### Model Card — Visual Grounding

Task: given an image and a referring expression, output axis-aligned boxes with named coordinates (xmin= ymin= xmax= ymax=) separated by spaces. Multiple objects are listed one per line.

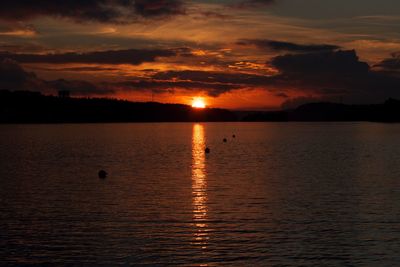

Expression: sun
xmin=191 ymin=97 xmax=206 ymax=108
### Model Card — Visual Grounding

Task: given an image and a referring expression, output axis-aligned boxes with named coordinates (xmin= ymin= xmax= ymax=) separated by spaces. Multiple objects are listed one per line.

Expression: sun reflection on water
xmin=191 ymin=124 xmax=209 ymax=249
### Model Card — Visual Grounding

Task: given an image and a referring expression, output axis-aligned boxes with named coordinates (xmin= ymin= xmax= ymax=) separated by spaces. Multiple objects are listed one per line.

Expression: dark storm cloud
xmin=270 ymin=50 xmax=400 ymax=105
xmin=0 ymin=0 xmax=185 ymax=23
xmin=0 ymin=49 xmax=176 ymax=65
xmin=238 ymin=39 xmax=340 ymax=53
xmin=269 ymin=50 xmax=370 ymax=92
xmin=271 ymin=50 xmax=369 ymax=76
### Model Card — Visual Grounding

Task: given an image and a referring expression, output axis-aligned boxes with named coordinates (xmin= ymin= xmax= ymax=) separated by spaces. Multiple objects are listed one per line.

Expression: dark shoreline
xmin=2 ymin=90 xmax=400 ymax=123
xmin=243 ymin=99 xmax=400 ymax=123
xmin=0 ymin=90 xmax=237 ymax=123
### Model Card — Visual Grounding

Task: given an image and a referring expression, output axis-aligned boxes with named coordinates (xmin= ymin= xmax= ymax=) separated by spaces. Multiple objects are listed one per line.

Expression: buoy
xmin=205 ymin=147 xmax=210 ymax=154
xmin=232 ymin=134 xmax=236 ymax=138
xmin=223 ymin=138 xmax=227 ymax=143
xmin=98 ymin=170 xmax=107 ymax=179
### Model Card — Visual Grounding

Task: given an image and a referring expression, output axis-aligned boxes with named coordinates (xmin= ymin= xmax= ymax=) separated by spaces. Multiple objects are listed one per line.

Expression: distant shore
xmin=243 ymin=98 xmax=400 ymax=123
xmin=2 ymin=90 xmax=400 ymax=123
xmin=0 ymin=90 xmax=237 ymax=123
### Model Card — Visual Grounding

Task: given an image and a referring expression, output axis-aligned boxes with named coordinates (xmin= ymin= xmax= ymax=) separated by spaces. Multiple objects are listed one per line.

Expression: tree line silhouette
xmin=243 ymin=98 xmax=400 ymax=122
xmin=2 ymin=90 xmax=400 ymax=123
xmin=0 ymin=90 xmax=237 ymax=123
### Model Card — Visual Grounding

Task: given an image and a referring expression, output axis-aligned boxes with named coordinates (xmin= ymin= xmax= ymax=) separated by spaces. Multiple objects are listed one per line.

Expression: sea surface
xmin=0 ymin=122 xmax=399 ymax=266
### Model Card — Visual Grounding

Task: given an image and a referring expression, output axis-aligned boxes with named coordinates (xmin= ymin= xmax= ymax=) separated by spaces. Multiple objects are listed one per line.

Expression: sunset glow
xmin=1 ymin=0 xmax=400 ymax=109
xmin=192 ymin=98 xmax=206 ymax=109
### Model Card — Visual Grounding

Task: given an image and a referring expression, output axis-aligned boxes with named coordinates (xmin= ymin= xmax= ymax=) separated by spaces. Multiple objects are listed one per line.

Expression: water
xmin=0 ymin=122 xmax=400 ymax=266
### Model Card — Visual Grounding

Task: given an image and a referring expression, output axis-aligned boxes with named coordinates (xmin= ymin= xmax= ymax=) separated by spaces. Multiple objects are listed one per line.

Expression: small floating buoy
xmin=232 ymin=134 xmax=236 ymax=138
xmin=98 ymin=170 xmax=107 ymax=179
xmin=223 ymin=138 xmax=227 ymax=143
xmin=205 ymin=147 xmax=210 ymax=154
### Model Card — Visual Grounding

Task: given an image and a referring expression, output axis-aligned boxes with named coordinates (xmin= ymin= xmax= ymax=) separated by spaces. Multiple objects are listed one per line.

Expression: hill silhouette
xmin=0 ymin=90 xmax=237 ymax=123
xmin=243 ymin=98 xmax=400 ymax=122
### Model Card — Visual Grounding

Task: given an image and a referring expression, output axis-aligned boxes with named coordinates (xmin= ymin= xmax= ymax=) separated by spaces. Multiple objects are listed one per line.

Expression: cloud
xmin=49 ymin=66 xmax=119 ymax=72
xmin=48 ymin=79 xmax=114 ymax=96
xmin=237 ymin=39 xmax=340 ymax=53
xmin=232 ymin=0 xmax=275 ymax=8
xmin=375 ymin=52 xmax=400 ymax=71
xmin=0 ymin=43 xmax=45 ymax=53
xmin=152 ymin=70 xmax=270 ymax=86
xmin=269 ymin=50 xmax=400 ymax=105
xmin=120 ymin=79 xmax=242 ymax=97
xmin=275 ymin=92 xmax=288 ymax=98
xmin=3 ymin=47 xmax=400 ymax=107
xmin=134 ymin=0 xmax=185 ymax=18
xmin=0 ymin=58 xmax=240 ymax=97
xmin=0 ymin=57 xmax=242 ymax=97
xmin=0 ymin=0 xmax=185 ymax=23
xmin=271 ymin=50 xmax=369 ymax=76
xmin=0 ymin=24 xmax=37 ymax=37
xmin=0 ymin=58 xmax=47 ymax=91
xmin=0 ymin=49 xmax=176 ymax=65
xmin=0 ymin=58 xmax=113 ymax=95
xmin=148 ymin=50 xmax=400 ymax=104
xmin=135 ymin=70 xmax=276 ymax=96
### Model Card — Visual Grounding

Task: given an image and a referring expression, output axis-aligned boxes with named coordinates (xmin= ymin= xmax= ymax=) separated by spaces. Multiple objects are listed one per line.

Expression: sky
xmin=0 ymin=0 xmax=400 ymax=110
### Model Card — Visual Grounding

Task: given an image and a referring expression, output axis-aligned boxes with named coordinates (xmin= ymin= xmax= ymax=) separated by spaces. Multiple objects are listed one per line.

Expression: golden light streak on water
xmin=191 ymin=124 xmax=209 ymax=250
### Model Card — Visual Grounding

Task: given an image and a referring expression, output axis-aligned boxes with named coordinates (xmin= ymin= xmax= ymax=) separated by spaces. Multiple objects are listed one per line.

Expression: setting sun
xmin=192 ymin=98 xmax=206 ymax=108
